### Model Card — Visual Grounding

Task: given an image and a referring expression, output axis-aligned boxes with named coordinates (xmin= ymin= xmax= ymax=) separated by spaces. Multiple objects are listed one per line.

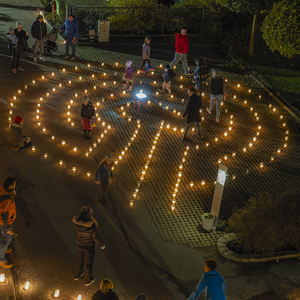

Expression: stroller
xmin=33 ymin=27 xmax=58 ymax=56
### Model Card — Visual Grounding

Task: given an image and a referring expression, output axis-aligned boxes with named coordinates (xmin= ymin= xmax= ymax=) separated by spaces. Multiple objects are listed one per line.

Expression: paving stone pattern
xmin=74 ymin=46 xmax=300 ymax=248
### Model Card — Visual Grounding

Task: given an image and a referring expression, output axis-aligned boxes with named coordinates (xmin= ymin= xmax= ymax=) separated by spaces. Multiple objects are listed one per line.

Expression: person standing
xmin=193 ymin=57 xmax=211 ymax=90
xmin=59 ymin=15 xmax=79 ymax=61
xmin=31 ymin=14 xmax=47 ymax=62
xmin=182 ymin=87 xmax=202 ymax=140
xmin=139 ymin=36 xmax=155 ymax=73
xmin=81 ymin=96 xmax=95 ymax=140
xmin=10 ymin=116 xmax=31 ymax=150
xmin=7 ymin=28 xmax=19 ymax=74
xmin=169 ymin=29 xmax=193 ymax=76
xmin=73 ymin=206 xmax=105 ymax=287
xmin=0 ymin=177 xmax=17 ymax=269
xmin=158 ymin=64 xmax=172 ymax=94
xmin=206 ymin=68 xmax=224 ymax=123
xmin=95 ymin=154 xmax=114 ymax=204
xmin=13 ymin=22 xmax=28 ymax=71
xmin=122 ymin=60 xmax=134 ymax=91
xmin=91 ymin=279 xmax=119 ymax=300
xmin=187 ymin=259 xmax=226 ymax=300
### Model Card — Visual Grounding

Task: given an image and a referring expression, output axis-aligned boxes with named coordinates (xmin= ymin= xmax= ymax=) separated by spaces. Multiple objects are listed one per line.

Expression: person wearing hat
xmin=81 ymin=96 xmax=95 ymax=140
xmin=206 ymin=68 xmax=224 ymax=123
xmin=91 ymin=279 xmax=119 ymax=300
xmin=0 ymin=177 xmax=17 ymax=269
xmin=187 ymin=259 xmax=226 ymax=300
xmin=95 ymin=154 xmax=114 ymax=204
xmin=139 ymin=36 xmax=155 ymax=74
xmin=73 ymin=206 xmax=105 ymax=287
xmin=9 ymin=116 xmax=31 ymax=150
xmin=14 ymin=22 xmax=29 ymax=71
xmin=123 ymin=60 xmax=134 ymax=91
xmin=182 ymin=87 xmax=202 ymax=141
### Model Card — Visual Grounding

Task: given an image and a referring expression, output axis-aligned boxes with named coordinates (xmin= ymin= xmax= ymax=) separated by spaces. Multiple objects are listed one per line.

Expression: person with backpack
xmin=187 ymin=259 xmax=226 ymax=300
xmin=182 ymin=87 xmax=202 ymax=140
xmin=31 ymin=14 xmax=47 ymax=62
xmin=169 ymin=28 xmax=193 ymax=76
xmin=59 ymin=15 xmax=79 ymax=61
xmin=139 ymin=36 xmax=155 ymax=73
xmin=158 ymin=64 xmax=174 ymax=94
xmin=206 ymin=68 xmax=225 ymax=123
xmin=194 ymin=57 xmax=211 ymax=90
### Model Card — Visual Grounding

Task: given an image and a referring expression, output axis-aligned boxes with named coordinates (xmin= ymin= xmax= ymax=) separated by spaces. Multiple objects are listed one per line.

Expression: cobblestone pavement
xmin=71 ymin=46 xmax=300 ymax=248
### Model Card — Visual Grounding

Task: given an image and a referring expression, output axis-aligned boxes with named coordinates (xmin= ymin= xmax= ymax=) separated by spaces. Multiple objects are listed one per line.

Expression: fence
xmin=67 ymin=6 xmax=205 ymax=37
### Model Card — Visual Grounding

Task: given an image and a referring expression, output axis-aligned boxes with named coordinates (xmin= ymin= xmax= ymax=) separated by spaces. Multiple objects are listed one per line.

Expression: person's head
xmin=68 ymin=15 xmax=74 ymax=22
xmin=82 ymin=96 xmax=89 ymax=106
xmin=145 ymin=36 xmax=151 ymax=44
xmin=14 ymin=116 xmax=23 ymax=125
xmin=37 ymin=15 xmax=43 ymax=22
xmin=3 ymin=177 xmax=16 ymax=192
xmin=100 ymin=279 xmax=113 ymax=294
xmin=126 ymin=60 xmax=132 ymax=68
xmin=211 ymin=68 xmax=220 ymax=78
xmin=77 ymin=206 xmax=93 ymax=221
xmin=105 ymin=153 xmax=112 ymax=163
xmin=16 ymin=22 xmax=22 ymax=32
xmin=188 ymin=87 xmax=196 ymax=96
xmin=204 ymin=259 xmax=217 ymax=272
xmin=135 ymin=294 xmax=148 ymax=300
xmin=7 ymin=27 xmax=14 ymax=34
xmin=165 ymin=64 xmax=170 ymax=72
xmin=181 ymin=28 xmax=187 ymax=35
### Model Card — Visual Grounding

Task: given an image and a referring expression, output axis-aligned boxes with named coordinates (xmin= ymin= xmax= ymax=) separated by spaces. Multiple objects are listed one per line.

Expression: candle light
xmin=67 ymin=111 xmax=71 ymax=116
xmin=10 ymin=102 xmax=14 ymax=107
xmin=54 ymin=290 xmax=60 ymax=298
xmin=171 ymin=205 xmax=175 ymax=211
xmin=258 ymin=125 xmax=261 ymax=130
xmin=24 ymin=281 xmax=30 ymax=290
xmin=250 ymin=107 xmax=253 ymax=111
xmin=51 ymin=72 xmax=55 ymax=76
xmin=190 ymin=182 xmax=194 ymax=187
xmin=32 ymin=80 xmax=35 ymax=84
xmin=182 ymin=157 xmax=186 ymax=163
xmin=178 ymin=172 xmax=182 ymax=177
xmin=47 ymin=93 xmax=50 ymax=97
xmin=201 ymin=180 xmax=205 ymax=186
xmin=25 ymin=85 xmax=28 ymax=89
xmin=62 ymin=68 xmax=66 ymax=73
xmin=31 ymin=146 xmax=36 ymax=152
xmin=286 ymin=130 xmax=289 ymax=135
xmin=233 ymin=95 xmax=236 ymax=99
xmin=283 ymin=122 xmax=286 ymax=127
xmin=218 ymin=158 xmax=222 ymax=164
xmin=86 ymin=172 xmax=91 ymax=179
xmin=229 ymin=126 xmax=232 ymax=131
xmin=248 ymin=89 xmax=251 ymax=93
xmin=237 ymin=84 xmax=240 ymax=88
xmin=230 ymin=114 xmax=233 ymax=119
xmin=179 ymin=164 xmax=183 ymax=170
xmin=253 ymin=137 xmax=257 ymax=142
xmin=285 ymin=136 xmax=288 ymax=141
xmin=243 ymin=147 xmax=247 ymax=152
xmin=37 ymin=122 xmax=41 ymax=127
xmin=59 ymin=160 xmax=63 ymax=166
xmin=71 ymin=122 xmax=75 ymax=127
xmin=51 ymin=135 xmax=55 ymax=141
xmin=271 ymin=156 xmax=274 ymax=161
xmin=232 ymin=175 xmax=236 ymax=180
xmin=224 ymin=155 xmax=228 ymax=160
xmin=67 ymin=117 xmax=71 ymax=122
xmin=77 ymin=295 xmax=82 ymax=300
xmin=85 ymin=152 xmax=89 ymax=157
xmin=243 ymin=100 xmax=247 ymax=104
xmin=196 ymin=144 xmax=199 ymax=150
xmin=130 ymin=200 xmax=134 ymax=207
xmin=72 ymin=166 xmax=76 ymax=174
xmin=173 ymin=127 xmax=177 ymax=131
xmin=42 ymin=128 xmax=46 ymax=133
xmin=214 ymin=137 xmax=218 ymax=142
xmin=75 ymin=93 xmax=78 ymax=97
xmin=89 ymin=147 xmax=93 ymax=153
xmin=224 ymin=132 xmax=228 ymax=137
xmin=88 ymin=64 xmax=91 ymax=68
xmin=111 ymin=93 xmax=113 ymax=97
xmin=257 ymin=131 xmax=260 ymax=136
xmin=62 ymin=140 xmax=66 ymax=146
xmin=249 ymin=142 xmax=253 ymax=147
xmin=260 ymin=162 xmax=264 ymax=168
xmin=166 ymin=106 xmax=169 ymax=110
xmin=9 ymin=110 xmax=13 ymax=115
xmin=75 ymin=66 xmax=78 ymax=70
xmin=205 ymin=142 xmax=209 ymax=147
xmin=232 ymin=152 xmax=236 ymax=157
xmin=73 ymin=147 xmax=77 ymax=153
xmin=284 ymin=143 xmax=287 ymax=148
xmin=280 ymin=115 xmax=283 ymax=119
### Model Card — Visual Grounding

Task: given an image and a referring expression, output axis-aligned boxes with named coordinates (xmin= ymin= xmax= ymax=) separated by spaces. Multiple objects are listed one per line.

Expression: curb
xmin=0 ymin=268 xmax=16 ymax=300
xmin=217 ymin=233 xmax=300 ymax=263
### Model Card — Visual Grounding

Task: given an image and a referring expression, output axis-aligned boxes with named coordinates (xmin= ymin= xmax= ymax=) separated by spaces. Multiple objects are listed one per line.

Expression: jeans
xmin=170 ymin=52 xmax=188 ymax=74
xmin=11 ymin=47 xmax=19 ymax=69
xmin=0 ymin=227 xmax=12 ymax=262
xmin=209 ymin=94 xmax=223 ymax=120
xmin=33 ymin=39 xmax=44 ymax=57
xmin=65 ymin=40 xmax=76 ymax=58
xmin=184 ymin=122 xmax=201 ymax=138
xmin=140 ymin=58 xmax=152 ymax=70
xmin=74 ymin=244 xmax=95 ymax=284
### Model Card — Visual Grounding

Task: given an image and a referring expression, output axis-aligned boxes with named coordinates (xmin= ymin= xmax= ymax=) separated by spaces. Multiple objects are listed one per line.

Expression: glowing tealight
xmin=243 ymin=147 xmax=247 ymax=152
xmin=237 ymin=84 xmax=240 ymax=88
xmin=44 ymin=153 xmax=48 ymax=159
xmin=51 ymin=72 xmax=55 ymax=76
xmin=32 ymin=80 xmax=35 ymax=84
xmin=51 ymin=136 xmax=55 ymax=141
xmin=42 ymin=128 xmax=46 ymax=133
xmin=232 ymin=152 xmax=236 ymax=157
xmin=215 ymin=137 xmax=218 ymax=142
xmin=249 ymin=142 xmax=253 ymax=147
xmin=224 ymin=132 xmax=228 ymax=137
xmin=89 ymin=147 xmax=93 ymax=153
xmin=190 ymin=182 xmax=194 ymax=187
xmin=258 ymin=125 xmax=261 ymax=130
xmin=201 ymin=180 xmax=205 ymax=186
xmin=280 ymin=115 xmax=283 ymax=119
xmin=218 ymin=159 xmax=222 ymax=164
xmin=284 ymin=143 xmax=287 ymax=148
xmin=286 ymin=130 xmax=289 ymax=135
xmin=31 ymin=146 xmax=36 ymax=152
xmin=52 ymin=88 xmax=56 ymax=92
xmin=9 ymin=110 xmax=13 ymax=115
xmin=248 ymin=89 xmax=251 ymax=93
xmin=271 ymin=156 xmax=274 ymax=161
xmin=73 ymin=147 xmax=77 ymax=153
xmin=232 ymin=175 xmax=236 ymax=180
xmin=205 ymin=142 xmax=209 ymax=147
xmin=37 ymin=122 xmax=41 ymax=127
xmin=243 ymin=100 xmax=247 ymax=104
xmin=24 ymin=281 xmax=30 ymax=290
xmin=224 ymin=155 xmax=228 ymax=160
xmin=260 ymin=162 xmax=264 ymax=168
xmin=283 ymin=122 xmax=286 ymax=127
xmin=85 ymin=152 xmax=89 ymax=157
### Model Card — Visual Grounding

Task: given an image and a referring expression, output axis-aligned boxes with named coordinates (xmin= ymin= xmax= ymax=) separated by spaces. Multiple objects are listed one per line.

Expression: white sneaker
xmin=33 ymin=57 xmax=37 ymax=62
xmin=40 ymin=56 xmax=46 ymax=62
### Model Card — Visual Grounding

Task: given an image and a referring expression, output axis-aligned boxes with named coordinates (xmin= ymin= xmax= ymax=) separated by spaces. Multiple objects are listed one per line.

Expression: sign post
xmin=211 ymin=163 xmax=228 ymax=229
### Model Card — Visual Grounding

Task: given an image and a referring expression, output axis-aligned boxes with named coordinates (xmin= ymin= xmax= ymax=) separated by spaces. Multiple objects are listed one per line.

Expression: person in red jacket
xmin=169 ymin=29 xmax=193 ymax=76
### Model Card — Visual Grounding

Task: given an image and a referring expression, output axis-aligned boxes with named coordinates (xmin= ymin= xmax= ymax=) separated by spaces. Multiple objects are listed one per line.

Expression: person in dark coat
xmin=182 ymin=87 xmax=202 ymax=140
xmin=91 ymin=279 xmax=119 ymax=300
xmin=7 ymin=27 xmax=18 ymax=73
xmin=81 ymin=96 xmax=95 ymax=140
xmin=73 ymin=206 xmax=105 ymax=287
xmin=187 ymin=259 xmax=226 ymax=300
xmin=13 ymin=22 xmax=28 ymax=71
xmin=59 ymin=15 xmax=79 ymax=61
xmin=31 ymin=14 xmax=47 ymax=62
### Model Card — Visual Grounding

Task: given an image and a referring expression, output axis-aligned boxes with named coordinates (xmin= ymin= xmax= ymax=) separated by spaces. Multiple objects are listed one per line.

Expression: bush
xmin=228 ymin=190 xmax=300 ymax=254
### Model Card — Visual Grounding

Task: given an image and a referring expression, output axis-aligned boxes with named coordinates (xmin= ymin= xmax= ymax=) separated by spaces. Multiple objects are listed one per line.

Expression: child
xmin=139 ymin=36 xmax=155 ymax=73
xmin=123 ymin=60 xmax=134 ymax=91
xmin=158 ymin=64 xmax=172 ymax=94
xmin=7 ymin=27 xmax=19 ymax=73
xmin=193 ymin=57 xmax=211 ymax=90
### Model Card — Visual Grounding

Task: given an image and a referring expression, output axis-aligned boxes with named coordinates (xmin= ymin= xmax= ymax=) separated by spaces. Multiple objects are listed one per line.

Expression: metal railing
xmin=67 ymin=6 xmax=205 ymax=37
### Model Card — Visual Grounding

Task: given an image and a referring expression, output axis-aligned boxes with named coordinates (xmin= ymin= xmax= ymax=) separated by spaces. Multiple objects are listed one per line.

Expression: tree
xmin=262 ymin=0 xmax=300 ymax=57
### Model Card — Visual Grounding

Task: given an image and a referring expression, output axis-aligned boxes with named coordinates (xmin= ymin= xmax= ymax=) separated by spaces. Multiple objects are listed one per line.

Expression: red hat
xmin=14 ymin=116 xmax=23 ymax=123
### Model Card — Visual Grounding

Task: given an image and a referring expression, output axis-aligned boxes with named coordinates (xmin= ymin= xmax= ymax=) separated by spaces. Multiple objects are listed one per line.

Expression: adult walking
xmin=0 ymin=177 xmax=17 ymax=269
xmin=73 ymin=206 xmax=105 ymax=286
xmin=81 ymin=96 xmax=95 ymax=140
xmin=95 ymin=154 xmax=114 ymax=204
xmin=59 ymin=15 xmax=79 ymax=61
xmin=206 ymin=68 xmax=225 ymax=122
xmin=31 ymin=14 xmax=47 ymax=62
xmin=91 ymin=279 xmax=119 ymax=300
xmin=187 ymin=259 xmax=226 ymax=300
xmin=10 ymin=116 xmax=31 ymax=150
xmin=13 ymin=22 xmax=29 ymax=71
xmin=169 ymin=28 xmax=193 ymax=76
xmin=182 ymin=87 xmax=202 ymax=141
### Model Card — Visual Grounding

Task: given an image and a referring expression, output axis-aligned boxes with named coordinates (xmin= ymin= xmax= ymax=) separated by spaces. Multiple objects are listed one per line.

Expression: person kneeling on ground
xmin=10 ymin=116 xmax=31 ymax=150
xmin=95 ymin=154 xmax=114 ymax=204
xmin=91 ymin=279 xmax=119 ymax=300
